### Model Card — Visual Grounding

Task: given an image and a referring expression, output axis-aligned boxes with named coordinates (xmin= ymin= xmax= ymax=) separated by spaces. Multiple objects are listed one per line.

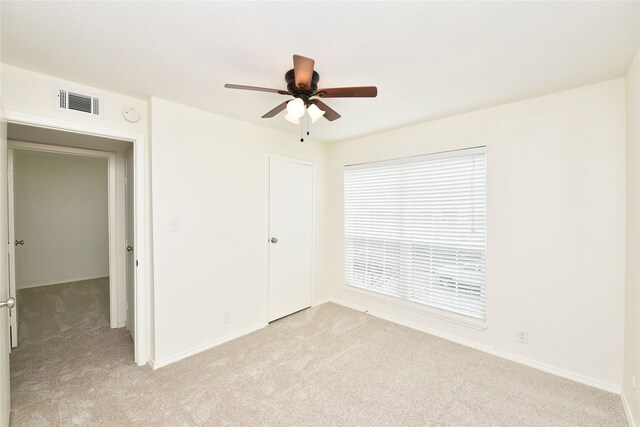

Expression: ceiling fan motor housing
xmin=286 ymin=69 xmax=319 ymax=103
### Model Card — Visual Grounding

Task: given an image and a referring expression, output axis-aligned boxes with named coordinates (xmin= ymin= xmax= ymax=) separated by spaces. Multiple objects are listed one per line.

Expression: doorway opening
xmin=6 ymin=124 xmax=136 ymax=362
xmin=4 ymin=114 xmax=148 ymax=366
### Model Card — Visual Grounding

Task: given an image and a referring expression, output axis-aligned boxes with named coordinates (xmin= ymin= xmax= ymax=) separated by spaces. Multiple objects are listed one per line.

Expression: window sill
xmin=343 ymin=284 xmax=488 ymax=331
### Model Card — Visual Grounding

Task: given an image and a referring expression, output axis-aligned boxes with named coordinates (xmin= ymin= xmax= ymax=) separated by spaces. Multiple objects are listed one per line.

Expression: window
xmin=344 ymin=147 xmax=486 ymax=320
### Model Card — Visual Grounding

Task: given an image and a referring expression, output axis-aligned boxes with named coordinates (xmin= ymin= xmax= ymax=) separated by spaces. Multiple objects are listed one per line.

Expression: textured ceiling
xmin=1 ymin=1 xmax=639 ymax=142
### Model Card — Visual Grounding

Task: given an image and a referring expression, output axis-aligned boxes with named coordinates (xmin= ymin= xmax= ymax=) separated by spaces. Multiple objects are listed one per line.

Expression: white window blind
xmin=344 ymin=147 xmax=486 ymax=320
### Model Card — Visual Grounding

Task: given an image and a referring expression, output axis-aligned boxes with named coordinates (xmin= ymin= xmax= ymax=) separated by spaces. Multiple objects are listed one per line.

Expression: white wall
xmin=624 ymin=47 xmax=640 ymax=426
xmin=13 ymin=150 xmax=109 ymax=288
xmin=150 ymin=98 xmax=328 ymax=365
xmin=0 ymin=65 xmax=149 ymax=136
xmin=327 ymin=79 xmax=626 ymax=391
xmin=1 ymin=63 xmax=151 ymax=343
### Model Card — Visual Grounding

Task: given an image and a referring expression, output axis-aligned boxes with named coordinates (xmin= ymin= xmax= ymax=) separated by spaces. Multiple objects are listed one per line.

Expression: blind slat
xmin=345 ymin=149 xmax=486 ymax=320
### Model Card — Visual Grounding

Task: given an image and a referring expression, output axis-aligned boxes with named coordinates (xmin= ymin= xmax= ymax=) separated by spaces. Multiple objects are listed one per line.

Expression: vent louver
xmin=59 ymin=90 xmax=67 ymax=109
xmin=68 ymin=92 xmax=92 ymax=113
xmin=92 ymin=97 xmax=100 ymax=116
xmin=57 ymin=89 xmax=102 ymax=117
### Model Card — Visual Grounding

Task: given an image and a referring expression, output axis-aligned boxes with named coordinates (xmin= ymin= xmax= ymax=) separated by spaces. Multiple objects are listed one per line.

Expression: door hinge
xmin=136 ymin=260 xmax=138 ymax=267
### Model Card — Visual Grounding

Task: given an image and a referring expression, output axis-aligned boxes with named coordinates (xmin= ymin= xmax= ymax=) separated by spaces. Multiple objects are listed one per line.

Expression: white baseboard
xmin=312 ymin=297 xmax=330 ymax=307
xmin=151 ymin=322 xmax=267 ymax=369
xmin=622 ymin=391 xmax=637 ymax=427
xmin=19 ymin=275 xmax=108 ymax=289
xmin=331 ymin=298 xmax=621 ymax=394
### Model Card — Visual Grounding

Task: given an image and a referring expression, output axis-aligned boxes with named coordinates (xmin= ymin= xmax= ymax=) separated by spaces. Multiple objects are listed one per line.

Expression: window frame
xmin=342 ymin=146 xmax=488 ymax=329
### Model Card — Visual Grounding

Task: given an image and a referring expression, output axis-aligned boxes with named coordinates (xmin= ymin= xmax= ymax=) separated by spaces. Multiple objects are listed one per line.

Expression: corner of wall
xmin=624 ymin=45 xmax=640 ymax=425
xmin=623 ymin=389 xmax=638 ymax=427
xmin=326 ymin=78 xmax=627 ymax=392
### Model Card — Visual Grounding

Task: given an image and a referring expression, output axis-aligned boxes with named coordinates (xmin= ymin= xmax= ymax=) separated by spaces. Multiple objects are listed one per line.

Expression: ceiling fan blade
xmin=293 ymin=54 xmax=315 ymax=90
xmin=316 ymin=86 xmax=378 ymax=98
xmin=311 ymin=99 xmax=341 ymax=121
xmin=224 ymin=84 xmax=289 ymax=95
xmin=261 ymin=101 xmax=289 ymax=118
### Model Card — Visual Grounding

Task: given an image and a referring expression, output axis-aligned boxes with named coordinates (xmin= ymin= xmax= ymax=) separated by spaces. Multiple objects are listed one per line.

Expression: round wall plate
xmin=122 ymin=107 xmax=141 ymax=123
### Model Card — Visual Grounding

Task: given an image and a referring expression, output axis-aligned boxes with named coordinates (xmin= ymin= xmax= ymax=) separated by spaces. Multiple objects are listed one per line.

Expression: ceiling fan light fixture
xmin=307 ymin=104 xmax=325 ymax=124
xmin=284 ymin=113 xmax=300 ymax=125
xmin=286 ymin=98 xmax=305 ymax=118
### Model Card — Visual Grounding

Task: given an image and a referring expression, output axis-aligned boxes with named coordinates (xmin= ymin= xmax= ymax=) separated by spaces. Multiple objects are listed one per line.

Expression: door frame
xmin=7 ymin=149 xmax=16 ymax=348
xmin=124 ymin=147 xmax=135 ymax=339
xmin=8 ymin=141 xmax=117 ymax=333
xmin=4 ymin=111 xmax=149 ymax=366
xmin=264 ymin=154 xmax=316 ymax=323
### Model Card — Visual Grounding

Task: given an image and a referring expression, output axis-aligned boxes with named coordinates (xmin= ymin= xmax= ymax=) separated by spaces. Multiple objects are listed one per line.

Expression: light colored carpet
xmin=14 ymin=277 xmax=111 ymax=347
xmin=10 ymin=280 xmax=627 ymax=426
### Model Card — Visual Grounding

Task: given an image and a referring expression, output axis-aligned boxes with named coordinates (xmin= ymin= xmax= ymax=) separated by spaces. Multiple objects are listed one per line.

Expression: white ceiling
xmin=1 ymin=1 xmax=639 ymax=143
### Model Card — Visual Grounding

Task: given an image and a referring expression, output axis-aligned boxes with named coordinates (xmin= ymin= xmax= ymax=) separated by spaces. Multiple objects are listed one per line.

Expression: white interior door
xmin=125 ymin=150 xmax=135 ymax=344
xmin=1 ymin=103 xmax=11 ymax=425
xmin=267 ymin=157 xmax=313 ymax=322
xmin=7 ymin=149 xmax=17 ymax=349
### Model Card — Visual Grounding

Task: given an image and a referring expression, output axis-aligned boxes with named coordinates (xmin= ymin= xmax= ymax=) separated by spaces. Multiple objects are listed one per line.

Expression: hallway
xmin=10 ymin=278 xmax=135 ymax=425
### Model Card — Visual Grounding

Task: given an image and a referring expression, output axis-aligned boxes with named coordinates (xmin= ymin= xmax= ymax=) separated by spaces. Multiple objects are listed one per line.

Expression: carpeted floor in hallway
xmin=10 ymin=279 xmax=628 ymax=426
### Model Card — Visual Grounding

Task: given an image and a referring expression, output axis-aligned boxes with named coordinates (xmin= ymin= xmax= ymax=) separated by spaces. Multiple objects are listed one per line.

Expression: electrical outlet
xmin=517 ymin=329 xmax=528 ymax=344
xmin=223 ymin=312 xmax=231 ymax=324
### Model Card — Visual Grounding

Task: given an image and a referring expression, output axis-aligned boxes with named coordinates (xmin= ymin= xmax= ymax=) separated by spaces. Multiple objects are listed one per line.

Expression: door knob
xmin=0 ymin=297 xmax=15 ymax=309
xmin=127 ymin=246 xmax=134 ymax=252
xmin=15 ymin=240 xmax=24 ymax=246
xmin=270 ymin=237 xmax=278 ymax=244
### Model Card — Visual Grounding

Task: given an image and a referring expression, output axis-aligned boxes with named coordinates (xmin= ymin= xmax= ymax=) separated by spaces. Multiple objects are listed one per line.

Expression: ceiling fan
xmin=224 ymin=54 xmax=377 ymax=125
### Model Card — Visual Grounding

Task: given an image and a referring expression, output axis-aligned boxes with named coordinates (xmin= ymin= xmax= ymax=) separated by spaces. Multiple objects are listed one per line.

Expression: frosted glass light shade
xmin=307 ymin=104 xmax=326 ymax=123
xmin=286 ymin=98 xmax=305 ymax=118
xmin=284 ymin=113 xmax=300 ymax=124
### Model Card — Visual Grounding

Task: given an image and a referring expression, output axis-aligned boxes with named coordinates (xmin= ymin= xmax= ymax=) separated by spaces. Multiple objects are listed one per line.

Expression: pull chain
xmin=298 ymin=108 xmax=311 ymax=143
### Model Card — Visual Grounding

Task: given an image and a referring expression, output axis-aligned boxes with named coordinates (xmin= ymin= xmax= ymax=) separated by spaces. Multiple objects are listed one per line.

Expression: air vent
xmin=59 ymin=90 xmax=67 ymax=109
xmin=56 ymin=89 xmax=103 ymax=118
